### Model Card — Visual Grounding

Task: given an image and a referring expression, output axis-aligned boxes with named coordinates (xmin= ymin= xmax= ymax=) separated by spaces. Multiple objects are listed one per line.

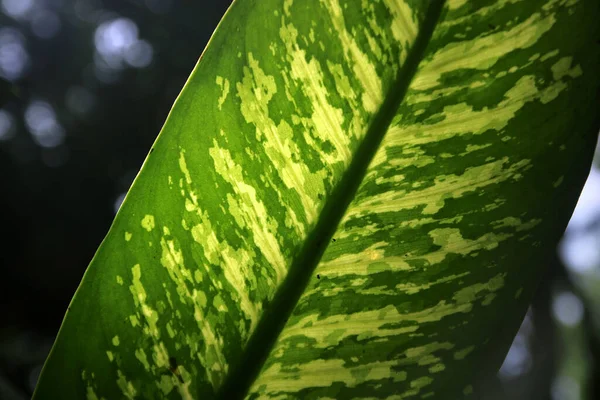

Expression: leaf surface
xmin=34 ymin=0 xmax=600 ymax=399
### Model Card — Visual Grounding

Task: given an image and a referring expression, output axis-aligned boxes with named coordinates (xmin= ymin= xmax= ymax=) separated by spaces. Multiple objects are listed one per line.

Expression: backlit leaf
xmin=34 ymin=0 xmax=600 ymax=399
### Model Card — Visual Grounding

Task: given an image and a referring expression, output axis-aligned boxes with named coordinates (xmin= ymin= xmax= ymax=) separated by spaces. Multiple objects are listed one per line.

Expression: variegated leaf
xmin=33 ymin=0 xmax=600 ymax=399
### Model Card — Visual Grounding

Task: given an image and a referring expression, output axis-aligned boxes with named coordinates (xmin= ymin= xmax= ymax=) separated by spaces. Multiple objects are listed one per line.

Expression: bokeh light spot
xmin=1 ymin=0 xmax=34 ymax=19
xmin=552 ymin=291 xmax=584 ymax=327
xmin=93 ymin=17 xmax=153 ymax=76
xmin=560 ymin=232 xmax=600 ymax=274
xmin=95 ymin=18 xmax=138 ymax=58
xmin=0 ymin=27 xmax=29 ymax=81
xmin=24 ymin=100 xmax=65 ymax=148
xmin=124 ymin=39 xmax=153 ymax=68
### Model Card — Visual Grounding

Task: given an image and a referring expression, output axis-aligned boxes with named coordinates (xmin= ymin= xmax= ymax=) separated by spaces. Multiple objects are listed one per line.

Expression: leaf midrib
xmin=216 ymin=1 xmax=446 ymax=398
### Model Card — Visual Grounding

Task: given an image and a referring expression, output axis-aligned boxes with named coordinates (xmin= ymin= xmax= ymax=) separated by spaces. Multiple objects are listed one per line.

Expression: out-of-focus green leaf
xmin=33 ymin=0 xmax=600 ymax=399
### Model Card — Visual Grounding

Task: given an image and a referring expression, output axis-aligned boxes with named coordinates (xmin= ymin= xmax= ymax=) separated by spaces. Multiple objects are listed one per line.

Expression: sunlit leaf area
xmin=1 ymin=1 xmax=599 ymax=399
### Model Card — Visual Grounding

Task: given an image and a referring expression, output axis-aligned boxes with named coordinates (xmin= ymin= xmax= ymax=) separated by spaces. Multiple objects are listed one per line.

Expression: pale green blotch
xmin=178 ymin=150 xmax=192 ymax=185
xmin=194 ymin=270 xmax=203 ymax=283
xmin=326 ymin=61 xmax=356 ymax=100
xmin=410 ymin=376 xmax=433 ymax=389
xmin=129 ymin=263 xmax=160 ymax=338
xmin=86 ymin=386 xmax=100 ymax=400
xmin=135 ymin=348 xmax=151 ymax=371
xmin=160 ymin=235 xmax=197 ymax=306
xmin=363 ymin=156 xmax=531 ymax=222
xmin=116 ymin=370 xmax=137 ymax=399
xmin=129 ymin=315 xmax=140 ymax=327
xmin=464 ymin=143 xmax=492 ymax=153
xmin=553 ymin=176 xmax=564 ymax=188
xmin=384 ymin=0 xmax=419 ymax=58
xmin=454 ymin=345 xmax=475 ymax=360
xmin=141 ymin=215 xmax=155 ymax=232
xmin=363 ymin=27 xmax=383 ymax=62
xmin=539 ymin=57 xmax=582 ymax=104
xmin=116 ymin=275 xmax=123 ymax=286
xmin=395 ymin=272 xmax=470 ymax=295
xmin=429 ymin=363 xmax=445 ymax=373
xmin=349 ymin=363 xmax=370 ymax=382
xmin=158 ymin=375 xmax=175 ymax=395
xmin=195 ymin=290 xmax=207 ymax=308
xmin=404 ymin=342 xmax=454 ymax=362
xmin=322 ymin=0 xmax=383 ymax=112
xmin=166 ymin=322 xmax=177 ymax=338
xmin=481 ymin=293 xmax=497 ymax=306
xmin=413 ymin=73 xmax=540 ymax=139
xmin=215 ymin=76 xmax=230 ymax=110
xmin=551 ymin=57 xmax=582 ymax=81
xmin=447 ymin=0 xmax=468 ymax=10
xmin=236 ymin=50 xmax=327 ymax=224
xmin=130 ymin=264 xmax=146 ymax=303
xmin=412 ymin=10 xmax=557 ymax=90
xmin=452 ymin=273 xmax=505 ymax=305
xmin=367 ymin=261 xmax=389 ymax=274
xmin=463 ymin=385 xmax=474 ymax=395
xmin=208 ymin=140 xmax=287 ymax=281
xmin=424 ymin=228 xmax=511 ymax=265
xmin=492 ymin=216 xmax=541 ymax=232
xmin=125 ymin=232 xmax=132 ymax=241
xmin=112 ymin=336 xmax=120 ymax=346
xmin=540 ymin=49 xmax=559 ymax=61
xmin=213 ymin=294 xmax=228 ymax=312
xmin=540 ymin=82 xmax=567 ymax=104
xmin=106 ymin=351 xmax=114 ymax=362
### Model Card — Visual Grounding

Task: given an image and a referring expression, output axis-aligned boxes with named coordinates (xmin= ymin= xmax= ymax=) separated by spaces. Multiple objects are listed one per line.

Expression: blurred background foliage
xmin=0 ymin=1 xmax=598 ymax=399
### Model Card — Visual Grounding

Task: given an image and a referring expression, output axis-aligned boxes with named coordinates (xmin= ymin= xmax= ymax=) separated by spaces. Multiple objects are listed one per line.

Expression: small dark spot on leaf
xmin=168 ymin=357 xmax=184 ymax=382
xmin=332 ymin=238 xmax=336 ymax=242
xmin=150 ymin=148 xmax=154 ymax=154
xmin=488 ymin=23 xmax=496 ymax=30
xmin=317 ymin=274 xmax=320 ymax=279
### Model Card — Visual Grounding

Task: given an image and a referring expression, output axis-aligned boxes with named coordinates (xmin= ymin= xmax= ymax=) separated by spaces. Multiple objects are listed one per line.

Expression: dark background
xmin=0 ymin=1 xmax=599 ymax=399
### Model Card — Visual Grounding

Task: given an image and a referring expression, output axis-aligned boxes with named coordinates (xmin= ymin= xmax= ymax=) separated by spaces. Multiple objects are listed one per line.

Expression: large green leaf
xmin=33 ymin=0 xmax=600 ymax=398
